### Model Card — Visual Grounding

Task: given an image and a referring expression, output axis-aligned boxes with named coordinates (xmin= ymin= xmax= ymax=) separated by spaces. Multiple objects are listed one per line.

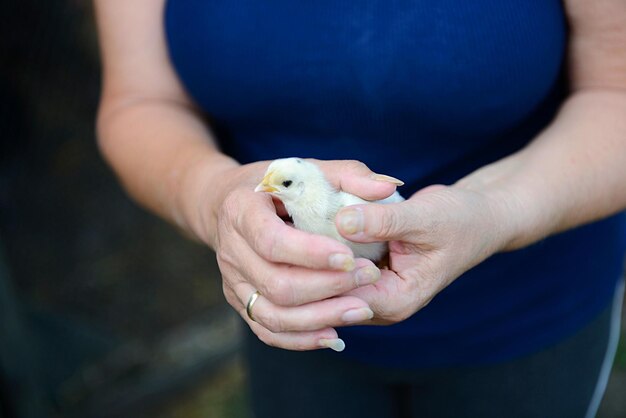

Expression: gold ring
xmin=246 ymin=290 xmax=261 ymax=322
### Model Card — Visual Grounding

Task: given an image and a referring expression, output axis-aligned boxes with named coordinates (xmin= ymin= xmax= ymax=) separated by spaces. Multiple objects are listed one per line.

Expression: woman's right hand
xmin=95 ymin=0 xmax=398 ymax=351
xmin=185 ymin=159 xmax=399 ymax=351
xmin=94 ymin=0 xmax=395 ymax=351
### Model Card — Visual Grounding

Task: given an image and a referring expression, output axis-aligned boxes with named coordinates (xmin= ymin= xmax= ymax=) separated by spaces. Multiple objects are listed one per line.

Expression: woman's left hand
xmin=335 ymin=184 xmax=518 ymax=324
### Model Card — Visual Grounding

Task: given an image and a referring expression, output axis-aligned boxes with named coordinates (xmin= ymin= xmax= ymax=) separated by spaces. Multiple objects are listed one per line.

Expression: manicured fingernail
xmin=319 ymin=338 xmax=346 ymax=352
xmin=355 ymin=266 xmax=381 ymax=286
xmin=329 ymin=253 xmax=355 ymax=271
xmin=338 ymin=208 xmax=363 ymax=235
xmin=341 ymin=308 xmax=374 ymax=323
xmin=371 ymin=173 xmax=405 ymax=186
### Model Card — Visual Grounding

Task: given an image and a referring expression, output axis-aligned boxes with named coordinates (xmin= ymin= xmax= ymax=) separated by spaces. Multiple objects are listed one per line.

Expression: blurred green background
xmin=0 ymin=1 xmax=624 ymax=417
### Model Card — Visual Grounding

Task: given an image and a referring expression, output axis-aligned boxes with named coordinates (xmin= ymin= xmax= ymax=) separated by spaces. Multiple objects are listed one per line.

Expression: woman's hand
xmin=187 ymin=159 xmax=401 ymax=350
xmin=335 ymin=184 xmax=518 ymax=324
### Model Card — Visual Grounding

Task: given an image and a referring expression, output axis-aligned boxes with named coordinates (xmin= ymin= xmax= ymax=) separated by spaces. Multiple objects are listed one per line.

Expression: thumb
xmin=336 ymin=202 xmax=410 ymax=242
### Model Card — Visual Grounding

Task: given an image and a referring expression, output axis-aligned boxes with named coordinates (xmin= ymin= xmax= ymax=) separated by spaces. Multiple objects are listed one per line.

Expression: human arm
xmin=336 ymin=0 xmax=626 ymax=323
xmin=94 ymin=0 xmax=404 ymax=349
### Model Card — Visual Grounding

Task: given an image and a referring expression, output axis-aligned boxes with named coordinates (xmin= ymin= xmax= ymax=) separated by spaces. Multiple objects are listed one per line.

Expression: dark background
xmin=0 ymin=1 xmax=624 ymax=417
xmin=1 ymin=2 xmax=245 ymax=417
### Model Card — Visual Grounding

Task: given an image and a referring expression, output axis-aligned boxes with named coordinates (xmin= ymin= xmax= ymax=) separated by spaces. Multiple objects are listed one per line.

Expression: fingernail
xmin=329 ymin=253 xmax=355 ymax=271
xmin=355 ymin=266 xmax=381 ymax=286
xmin=341 ymin=307 xmax=374 ymax=323
xmin=339 ymin=208 xmax=363 ymax=235
xmin=371 ymin=173 xmax=405 ymax=186
xmin=319 ymin=338 xmax=346 ymax=352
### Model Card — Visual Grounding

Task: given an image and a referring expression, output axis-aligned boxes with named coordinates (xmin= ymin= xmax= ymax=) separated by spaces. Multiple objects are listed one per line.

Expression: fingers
xmin=336 ymin=202 xmax=413 ymax=242
xmin=235 ymin=284 xmax=373 ymax=332
xmin=230 ymin=240 xmax=382 ymax=306
xmin=244 ymin=212 xmax=357 ymax=271
xmin=219 ymin=252 xmax=361 ymax=351
xmin=314 ymin=159 xmax=403 ymax=201
xmin=263 ymin=258 xmax=380 ymax=306
xmin=250 ymin=296 xmax=373 ymax=332
xmin=344 ymin=268 xmax=431 ymax=325
xmin=233 ymin=285 xmax=344 ymax=352
xmin=248 ymin=320 xmax=345 ymax=352
xmin=227 ymin=189 xmax=356 ymax=271
xmin=226 ymin=281 xmax=372 ymax=351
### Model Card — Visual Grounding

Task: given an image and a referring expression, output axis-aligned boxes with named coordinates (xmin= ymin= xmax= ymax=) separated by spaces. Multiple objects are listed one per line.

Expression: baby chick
xmin=254 ymin=158 xmax=404 ymax=262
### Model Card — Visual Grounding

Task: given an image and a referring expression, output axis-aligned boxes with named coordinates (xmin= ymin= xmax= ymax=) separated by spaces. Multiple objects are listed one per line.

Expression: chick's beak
xmin=254 ymin=171 xmax=278 ymax=193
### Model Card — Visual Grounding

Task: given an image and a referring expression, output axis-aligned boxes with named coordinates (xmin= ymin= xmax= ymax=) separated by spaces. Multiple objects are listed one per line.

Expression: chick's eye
xmin=282 ymin=180 xmax=293 ymax=188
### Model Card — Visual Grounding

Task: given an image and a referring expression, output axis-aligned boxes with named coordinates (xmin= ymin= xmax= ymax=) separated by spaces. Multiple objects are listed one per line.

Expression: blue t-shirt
xmin=165 ymin=0 xmax=626 ymax=367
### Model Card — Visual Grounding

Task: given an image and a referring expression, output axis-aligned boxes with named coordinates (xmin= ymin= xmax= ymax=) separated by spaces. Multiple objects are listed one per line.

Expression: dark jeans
xmin=244 ymin=284 xmax=622 ymax=418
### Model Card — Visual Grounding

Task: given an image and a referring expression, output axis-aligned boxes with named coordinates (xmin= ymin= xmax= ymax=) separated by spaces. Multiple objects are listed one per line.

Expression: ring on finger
xmin=246 ymin=290 xmax=261 ymax=322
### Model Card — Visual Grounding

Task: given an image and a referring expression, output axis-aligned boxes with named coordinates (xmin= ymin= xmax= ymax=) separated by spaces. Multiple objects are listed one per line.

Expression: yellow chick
xmin=254 ymin=158 xmax=404 ymax=262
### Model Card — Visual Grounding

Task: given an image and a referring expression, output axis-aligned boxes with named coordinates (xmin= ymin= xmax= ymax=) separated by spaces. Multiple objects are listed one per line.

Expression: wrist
xmin=454 ymin=157 xmax=552 ymax=253
xmin=174 ymin=153 xmax=240 ymax=247
xmin=480 ymin=186 xmax=533 ymax=252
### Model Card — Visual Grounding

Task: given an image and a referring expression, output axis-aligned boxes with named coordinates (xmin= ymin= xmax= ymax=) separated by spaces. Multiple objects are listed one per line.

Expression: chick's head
xmin=254 ymin=157 xmax=321 ymax=203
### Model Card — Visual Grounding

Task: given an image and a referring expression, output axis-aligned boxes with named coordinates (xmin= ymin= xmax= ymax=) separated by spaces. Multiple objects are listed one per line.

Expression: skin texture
xmin=95 ymin=0 xmax=626 ymax=350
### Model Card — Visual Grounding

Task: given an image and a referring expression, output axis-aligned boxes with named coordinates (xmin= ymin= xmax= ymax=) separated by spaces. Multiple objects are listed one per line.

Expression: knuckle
xmin=253 ymin=227 xmax=278 ymax=261
xmin=372 ymin=295 xmax=411 ymax=323
xmin=215 ymin=249 xmax=231 ymax=268
xmin=343 ymin=160 xmax=371 ymax=175
xmin=376 ymin=304 xmax=396 ymax=322
xmin=393 ymin=308 xmax=413 ymax=323
xmin=381 ymin=306 xmax=410 ymax=323
xmin=328 ymin=274 xmax=349 ymax=294
xmin=257 ymin=331 xmax=277 ymax=348
xmin=345 ymin=160 xmax=369 ymax=174
xmin=370 ymin=208 xmax=398 ymax=238
xmin=220 ymin=190 xmax=240 ymax=223
xmin=216 ymin=192 xmax=242 ymax=240
xmin=259 ymin=311 xmax=285 ymax=333
xmin=222 ymin=283 xmax=236 ymax=305
xmin=257 ymin=275 xmax=272 ymax=298
xmin=215 ymin=251 xmax=239 ymax=280
xmin=265 ymin=273 xmax=296 ymax=306
xmin=291 ymin=340 xmax=311 ymax=351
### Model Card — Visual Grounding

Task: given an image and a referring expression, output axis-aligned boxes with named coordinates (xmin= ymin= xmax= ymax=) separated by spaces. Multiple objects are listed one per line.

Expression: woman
xmin=94 ymin=1 xmax=626 ymax=417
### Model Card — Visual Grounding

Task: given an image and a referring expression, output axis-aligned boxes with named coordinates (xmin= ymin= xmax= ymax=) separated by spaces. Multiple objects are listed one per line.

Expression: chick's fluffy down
xmin=255 ymin=158 xmax=404 ymax=261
